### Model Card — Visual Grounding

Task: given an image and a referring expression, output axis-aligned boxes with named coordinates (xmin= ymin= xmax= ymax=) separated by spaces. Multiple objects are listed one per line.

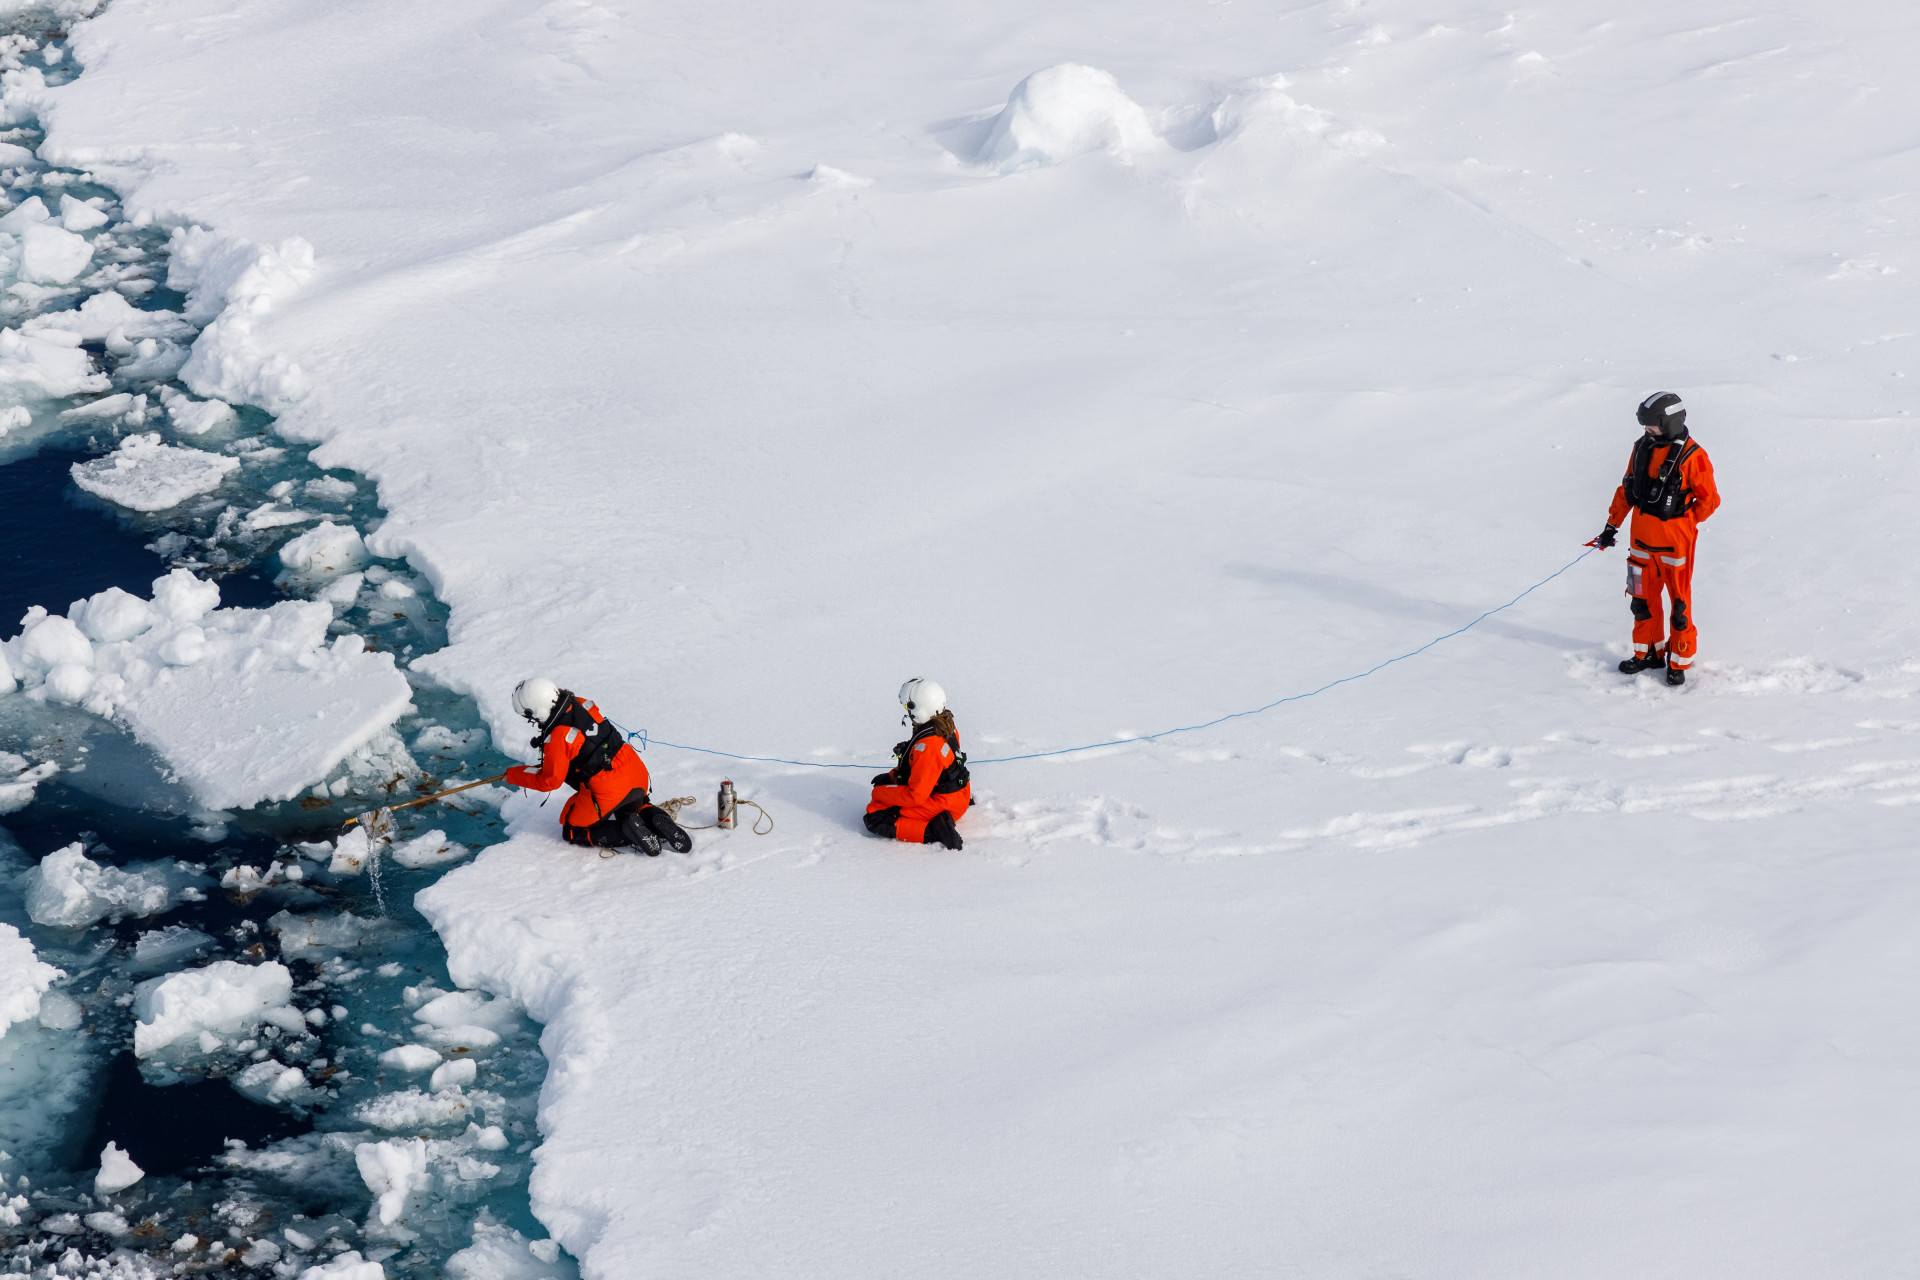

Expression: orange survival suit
xmin=505 ymin=692 xmax=656 ymax=846
xmin=1606 ymin=429 xmax=1720 ymax=671
xmin=865 ymin=722 xmax=971 ymax=846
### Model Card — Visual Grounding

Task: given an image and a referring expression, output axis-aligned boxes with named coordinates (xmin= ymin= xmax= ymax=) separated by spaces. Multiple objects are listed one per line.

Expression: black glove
xmin=1592 ymin=524 xmax=1617 ymax=549
xmin=871 ymin=773 xmax=893 ymax=787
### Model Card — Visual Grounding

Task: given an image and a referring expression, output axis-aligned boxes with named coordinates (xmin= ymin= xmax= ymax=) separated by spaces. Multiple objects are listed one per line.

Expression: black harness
xmin=1623 ymin=434 xmax=1697 ymax=520
xmin=532 ymin=692 xmax=626 ymax=791
xmin=887 ymin=724 xmax=970 ymax=795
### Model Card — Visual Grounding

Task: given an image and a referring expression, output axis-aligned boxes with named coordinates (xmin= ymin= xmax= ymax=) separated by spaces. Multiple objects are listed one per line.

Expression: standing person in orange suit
xmin=1590 ymin=392 xmax=1721 ymax=686
xmin=504 ymin=677 xmax=692 ymax=855
xmin=866 ymin=679 xmax=970 ymax=850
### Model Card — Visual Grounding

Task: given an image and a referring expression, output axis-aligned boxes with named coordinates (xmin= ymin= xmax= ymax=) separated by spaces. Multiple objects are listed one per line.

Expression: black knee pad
xmin=1671 ymin=600 xmax=1689 ymax=632
xmin=864 ymin=807 xmax=901 ymax=838
xmin=1630 ymin=596 xmax=1653 ymax=622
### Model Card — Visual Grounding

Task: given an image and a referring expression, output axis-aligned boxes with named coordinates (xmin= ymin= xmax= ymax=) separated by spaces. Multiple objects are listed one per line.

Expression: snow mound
xmin=0 ymin=922 xmax=60 ymax=1036
xmin=130 ymin=925 xmax=215 ymax=974
xmin=69 ymin=432 xmax=240 ymax=511
xmin=166 ymin=226 xmax=314 ymax=409
xmin=977 ymin=64 xmax=1161 ymax=171
xmin=23 ymin=842 xmax=203 ymax=929
xmin=2 ymin=570 xmax=415 ymax=811
xmin=446 ymin=1218 xmax=574 ymax=1280
xmin=157 ymin=385 xmax=237 ymax=435
xmin=131 ymin=959 xmax=294 ymax=1058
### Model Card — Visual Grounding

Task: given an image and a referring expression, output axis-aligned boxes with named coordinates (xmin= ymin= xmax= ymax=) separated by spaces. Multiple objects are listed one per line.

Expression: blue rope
xmin=618 ymin=549 xmax=1596 ymax=770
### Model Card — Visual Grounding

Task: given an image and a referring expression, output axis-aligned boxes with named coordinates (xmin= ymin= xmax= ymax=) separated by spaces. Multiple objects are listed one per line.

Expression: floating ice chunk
xmin=297 ymin=1249 xmax=386 ymax=1279
xmin=413 ymin=989 xmax=522 ymax=1039
xmin=446 ymin=1217 xmax=573 ymax=1279
xmin=977 ymin=64 xmax=1162 ymax=171
xmin=29 ymin=290 xmax=196 ymax=343
xmin=132 ymin=959 xmax=294 ymax=1058
xmin=305 ymin=476 xmax=358 ymax=502
xmin=57 ymin=391 xmax=135 ymax=422
xmin=0 ymin=325 xmax=109 ymax=404
xmin=0 ymin=404 xmax=28 ymax=436
xmin=378 ymin=1044 xmax=442 ymax=1072
xmin=0 ymin=751 xmax=58 ymax=813
xmin=243 ymin=501 xmax=321 ymax=531
xmin=413 ymin=725 xmax=486 ymax=755
xmin=271 ymin=909 xmax=399 ymax=961
xmin=391 ymin=829 xmax=471 ymax=870
xmin=1 ymin=569 xmax=414 ymax=810
xmin=85 ymin=1211 xmax=130 ymax=1235
xmin=279 ymin=520 xmax=370 ymax=580
xmin=354 ymin=1086 xmax=477 ymax=1131
xmin=356 ymin=1137 xmax=430 ymax=1226
xmin=232 ymin=1059 xmax=322 ymax=1107
xmin=0 ymin=921 xmax=60 ymax=1034
xmin=58 ymin=194 xmax=109 ymax=232
xmin=94 ymin=1142 xmax=144 ymax=1195
xmin=18 ymin=221 xmax=92 ymax=283
xmin=158 ymin=385 xmax=237 ymax=435
xmin=70 ymin=586 xmax=159 ymax=643
xmin=430 ymin=1058 xmax=476 ymax=1092
xmin=131 ymin=924 xmax=215 ymax=973
xmin=38 ymin=989 xmax=82 ymax=1030
xmin=70 ymin=432 xmax=241 ymax=512
xmin=23 ymin=842 xmax=193 ymax=928
xmin=320 ymin=571 xmax=365 ymax=607
xmin=0 ymin=197 xmax=48 ymax=232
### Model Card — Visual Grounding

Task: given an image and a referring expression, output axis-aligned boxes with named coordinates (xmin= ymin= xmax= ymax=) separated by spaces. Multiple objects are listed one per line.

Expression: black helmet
xmin=1636 ymin=391 xmax=1686 ymax=435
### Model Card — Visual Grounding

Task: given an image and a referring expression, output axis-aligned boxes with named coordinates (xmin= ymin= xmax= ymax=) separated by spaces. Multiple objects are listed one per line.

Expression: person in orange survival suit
xmin=1590 ymin=392 xmax=1721 ymax=686
xmin=865 ymin=678 xmax=969 ymax=850
xmin=504 ymin=677 xmax=693 ymax=855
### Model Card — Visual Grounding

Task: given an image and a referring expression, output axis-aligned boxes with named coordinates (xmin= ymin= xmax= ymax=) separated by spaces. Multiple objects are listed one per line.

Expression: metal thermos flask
xmin=718 ymin=779 xmax=737 ymax=829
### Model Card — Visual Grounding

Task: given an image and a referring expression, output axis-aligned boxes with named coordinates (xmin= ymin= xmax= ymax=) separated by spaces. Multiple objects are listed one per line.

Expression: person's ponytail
xmin=926 ymin=708 xmax=960 ymax=753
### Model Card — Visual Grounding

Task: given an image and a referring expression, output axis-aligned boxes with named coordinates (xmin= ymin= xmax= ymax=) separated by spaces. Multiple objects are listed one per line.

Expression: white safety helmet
xmin=899 ymin=678 xmax=946 ymax=724
xmin=513 ymin=676 xmax=561 ymax=725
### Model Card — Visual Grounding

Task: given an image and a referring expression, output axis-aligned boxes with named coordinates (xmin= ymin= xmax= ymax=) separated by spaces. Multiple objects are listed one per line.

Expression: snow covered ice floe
xmin=2 ymin=568 xmax=414 ymax=811
xmin=69 ymin=430 xmax=240 ymax=510
xmin=131 ymin=958 xmax=293 ymax=1059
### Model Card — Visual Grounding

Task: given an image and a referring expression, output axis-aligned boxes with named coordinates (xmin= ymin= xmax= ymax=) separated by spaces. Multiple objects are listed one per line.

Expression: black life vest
xmin=1623 ymin=434 xmax=1697 ymax=520
xmin=532 ymin=693 xmax=625 ymax=790
xmin=887 ymin=723 xmax=970 ymax=795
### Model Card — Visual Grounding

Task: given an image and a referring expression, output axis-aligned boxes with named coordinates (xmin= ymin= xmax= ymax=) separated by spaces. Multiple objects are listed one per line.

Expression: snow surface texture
xmin=1 ymin=570 xmax=414 ymax=810
xmin=38 ymin=0 xmax=1920 ymax=1275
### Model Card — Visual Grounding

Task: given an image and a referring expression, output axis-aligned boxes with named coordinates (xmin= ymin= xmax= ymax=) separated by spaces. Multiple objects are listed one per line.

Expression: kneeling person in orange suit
xmin=865 ymin=678 xmax=969 ymax=851
xmin=1591 ymin=392 xmax=1721 ymax=686
xmin=504 ymin=677 xmax=692 ymax=855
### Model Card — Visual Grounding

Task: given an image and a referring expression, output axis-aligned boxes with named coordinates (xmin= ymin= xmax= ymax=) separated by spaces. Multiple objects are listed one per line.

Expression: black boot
xmin=1618 ymin=651 xmax=1666 ymax=674
xmin=1665 ymin=665 xmax=1686 ymax=686
xmin=619 ymin=809 xmax=662 ymax=856
xmin=923 ymin=811 xmax=963 ymax=851
xmin=644 ymin=805 xmax=694 ymax=854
